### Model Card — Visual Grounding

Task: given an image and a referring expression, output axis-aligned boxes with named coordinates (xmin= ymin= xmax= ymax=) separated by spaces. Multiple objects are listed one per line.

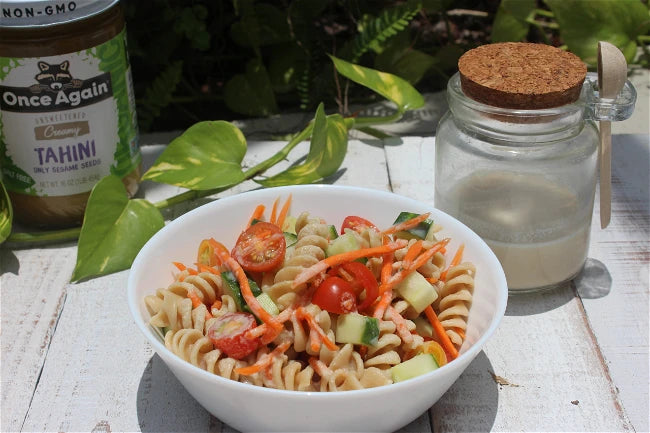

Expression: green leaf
xmin=137 ymin=60 xmax=184 ymax=132
xmin=230 ymin=3 xmax=291 ymax=48
xmin=224 ymin=59 xmax=278 ymax=116
xmin=0 ymin=181 xmax=12 ymax=243
xmin=376 ymin=45 xmax=436 ymax=85
xmin=545 ymin=0 xmax=649 ymax=65
xmin=255 ymin=104 xmax=348 ymax=186
xmin=330 ymin=55 xmax=425 ymax=112
xmin=71 ymin=175 xmax=164 ymax=281
xmin=491 ymin=0 xmax=535 ymax=42
xmin=342 ymin=0 xmax=422 ymax=63
xmin=142 ymin=121 xmax=247 ymax=190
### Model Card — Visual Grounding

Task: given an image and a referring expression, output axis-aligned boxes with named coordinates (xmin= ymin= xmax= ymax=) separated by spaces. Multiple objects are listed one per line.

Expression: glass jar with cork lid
xmin=434 ymin=42 xmax=636 ymax=293
xmin=0 ymin=0 xmax=142 ymax=228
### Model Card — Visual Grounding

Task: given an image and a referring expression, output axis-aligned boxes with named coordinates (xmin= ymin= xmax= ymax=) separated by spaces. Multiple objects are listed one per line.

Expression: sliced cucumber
xmin=391 ymin=353 xmax=439 ymax=383
xmin=283 ymin=232 xmax=298 ymax=247
xmin=221 ymin=271 xmax=263 ymax=312
xmin=413 ymin=316 xmax=433 ymax=338
xmin=394 ymin=271 xmax=438 ymax=314
xmin=328 ymin=225 xmax=339 ymax=240
xmin=392 ymin=211 xmax=434 ymax=240
xmin=336 ymin=313 xmax=379 ymax=346
xmin=255 ymin=292 xmax=279 ymax=316
xmin=282 ymin=215 xmax=297 ymax=234
xmin=326 ymin=232 xmax=360 ymax=257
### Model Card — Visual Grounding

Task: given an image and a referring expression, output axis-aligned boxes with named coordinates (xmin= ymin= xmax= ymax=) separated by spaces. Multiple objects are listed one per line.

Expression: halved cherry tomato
xmin=312 ymin=276 xmax=357 ymax=314
xmin=340 ymin=216 xmax=378 ymax=234
xmin=340 ymin=261 xmax=379 ymax=312
xmin=232 ymin=222 xmax=286 ymax=272
xmin=207 ymin=312 xmax=260 ymax=359
xmin=421 ymin=340 xmax=448 ymax=367
xmin=197 ymin=238 xmax=223 ymax=267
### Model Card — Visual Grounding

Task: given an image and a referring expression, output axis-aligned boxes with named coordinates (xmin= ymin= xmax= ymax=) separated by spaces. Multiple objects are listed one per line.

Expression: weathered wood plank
xmin=1 ymin=245 xmax=77 ymax=432
xmin=577 ymin=133 xmax=649 ymax=432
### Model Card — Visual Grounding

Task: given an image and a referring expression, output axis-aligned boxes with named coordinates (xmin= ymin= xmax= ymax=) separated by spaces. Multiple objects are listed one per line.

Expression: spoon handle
xmin=599 ymin=120 xmax=612 ymax=229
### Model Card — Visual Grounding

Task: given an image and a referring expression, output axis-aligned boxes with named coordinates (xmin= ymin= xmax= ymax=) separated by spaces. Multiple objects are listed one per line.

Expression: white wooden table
xmin=1 ymin=129 xmax=648 ymax=432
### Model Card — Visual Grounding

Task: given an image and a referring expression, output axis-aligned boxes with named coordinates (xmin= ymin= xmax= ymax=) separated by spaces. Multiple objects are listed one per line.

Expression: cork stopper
xmin=458 ymin=42 xmax=587 ymax=109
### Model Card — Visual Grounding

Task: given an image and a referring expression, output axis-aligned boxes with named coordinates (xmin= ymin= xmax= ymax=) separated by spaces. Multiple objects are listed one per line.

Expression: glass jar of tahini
xmin=434 ymin=43 xmax=636 ymax=292
xmin=0 ymin=0 xmax=141 ymax=228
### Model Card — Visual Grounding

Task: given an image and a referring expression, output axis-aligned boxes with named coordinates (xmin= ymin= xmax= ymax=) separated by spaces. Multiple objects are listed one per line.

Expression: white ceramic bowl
xmin=128 ymin=185 xmax=507 ymax=432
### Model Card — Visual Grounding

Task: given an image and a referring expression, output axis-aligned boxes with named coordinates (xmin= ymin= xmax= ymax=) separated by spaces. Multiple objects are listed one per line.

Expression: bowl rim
xmin=127 ymin=184 xmax=508 ymax=398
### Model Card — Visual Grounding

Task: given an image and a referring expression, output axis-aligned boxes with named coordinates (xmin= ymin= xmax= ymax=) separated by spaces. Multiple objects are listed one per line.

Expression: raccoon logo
xmin=30 ymin=61 xmax=83 ymax=93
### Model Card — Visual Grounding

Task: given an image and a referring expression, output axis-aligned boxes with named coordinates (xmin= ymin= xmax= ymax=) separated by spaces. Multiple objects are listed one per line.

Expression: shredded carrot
xmin=187 ymin=290 xmax=213 ymax=320
xmin=196 ymin=263 xmax=220 ymax=275
xmin=173 ymin=262 xmax=197 ymax=275
xmin=234 ymin=341 xmax=291 ymax=376
xmin=373 ymin=290 xmax=393 ymax=319
xmin=454 ymin=327 xmax=466 ymax=341
xmin=386 ymin=306 xmax=413 ymax=344
xmin=440 ymin=243 xmax=465 ymax=282
xmin=402 ymin=240 xmax=423 ymax=268
xmin=212 ymin=241 xmax=278 ymax=331
xmin=309 ymin=328 xmax=322 ymax=353
xmin=426 ymin=276 xmax=439 ymax=285
xmin=296 ymin=307 xmax=337 ymax=351
xmin=269 ymin=197 xmax=280 ymax=225
xmin=246 ymin=307 xmax=294 ymax=340
xmin=211 ymin=299 xmax=222 ymax=311
xmin=424 ymin=305 xmax=458 ymax=360
xmin=292 ymin=240 xmax=407 ymax=289
xmin=187 ymin=290 xmax=203 ymax=309
xmin=378 ymin=238 xmax=449 ymax=294
xmin=247 ymin=204 xmax=266 ymax=227
xmin=410 ymin=238 xmax=451 ymax=271
xmin=308 ymin=356 xmax=330 ymax=377
xmin=276 ymin=194 xmax=292 ymax=230
xmin=382 ymin=212 xmax=431 ymax=236
xmin=359 ymin=345 xmax=368 ymax=359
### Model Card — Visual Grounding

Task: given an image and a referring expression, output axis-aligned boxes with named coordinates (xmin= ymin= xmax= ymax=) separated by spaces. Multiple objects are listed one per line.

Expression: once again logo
xmin=0 ymin=60 xmax=113 ymax=113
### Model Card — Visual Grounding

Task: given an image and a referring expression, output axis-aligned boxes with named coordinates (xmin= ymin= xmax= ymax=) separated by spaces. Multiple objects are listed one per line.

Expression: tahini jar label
xmin=0 ymin=28 xmax=140 ymax=196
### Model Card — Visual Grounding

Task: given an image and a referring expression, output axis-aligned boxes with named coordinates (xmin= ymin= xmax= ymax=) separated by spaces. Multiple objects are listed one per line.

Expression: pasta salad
xmin=144 ymin=196 xmax=475 ymax=392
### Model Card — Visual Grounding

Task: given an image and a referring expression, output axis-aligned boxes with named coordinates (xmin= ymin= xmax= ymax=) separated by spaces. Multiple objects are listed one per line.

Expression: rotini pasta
xmin=144 ymin=198 xmax=476 ymax=392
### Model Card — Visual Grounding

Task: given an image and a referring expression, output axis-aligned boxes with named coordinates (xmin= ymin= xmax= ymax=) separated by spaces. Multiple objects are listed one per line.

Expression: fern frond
xmin=346 ymin=0 xmax=422 ymax=64
xmin=137 ymin=60 xmax=184 ymax=132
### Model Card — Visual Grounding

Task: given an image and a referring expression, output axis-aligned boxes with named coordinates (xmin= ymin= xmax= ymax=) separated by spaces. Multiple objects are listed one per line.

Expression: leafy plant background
xmin=124 ymin=0 xmax=650 ymax=133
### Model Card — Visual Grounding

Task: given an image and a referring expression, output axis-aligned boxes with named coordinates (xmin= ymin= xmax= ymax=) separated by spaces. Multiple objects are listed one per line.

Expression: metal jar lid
xmin=0 ymin=0 xmax=118 ymax=28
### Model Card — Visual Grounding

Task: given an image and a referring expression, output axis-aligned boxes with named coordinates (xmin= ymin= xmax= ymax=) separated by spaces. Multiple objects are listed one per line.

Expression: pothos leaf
xmin=330 ymin=55 xmax=425 ymax=112
xmin=545 ymin=0 xmax=649 ymax=65
xmin=142 ymin=121 xmax=247 ymax=190
xmin=224 ymin=58 xmax=278 ymax=117
xmin=255 ymin=103 xmax=348 ymax=186
xmin=491 ymin=0 xmax=535 ymax=43
xmin=0 ymin=181 xmax=13 ymax=243
xmin=71 ymin=175 xmax=164 ymax=282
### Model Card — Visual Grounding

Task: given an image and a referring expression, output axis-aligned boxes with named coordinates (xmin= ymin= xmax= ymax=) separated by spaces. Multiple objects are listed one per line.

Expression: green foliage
xmin=137 ymin=61 xmax=184 ymax=132
xmin=0 ymin=181 xmax=12 ymax=243
xmin=342 ymin=0 xmax=423 ymax=63
xmin=71 ymin=175 xmax=165 ymax=282
xmin=491 ymin=0 xmax=536 ymax=42
xmin=256 ymin=103 xmax=349 ymax=186
xmin=125 ymin=0 xmax=649 ymax=131
xmin=544 ymin=0 xmax=650 ymax=65
xmin=142 ymin=121 xmax=247 ymax=190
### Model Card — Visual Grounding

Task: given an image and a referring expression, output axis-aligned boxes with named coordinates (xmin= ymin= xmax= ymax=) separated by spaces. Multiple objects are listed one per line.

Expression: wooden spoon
xmin=597 ymin=41 xmax=627 ymax=229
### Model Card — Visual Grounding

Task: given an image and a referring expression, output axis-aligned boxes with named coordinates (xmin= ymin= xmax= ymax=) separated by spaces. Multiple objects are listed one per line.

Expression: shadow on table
xmin=430 ymin=351 xmax=499 ymax=432
xmin=136 ymin=354 xmax=226 ymax=433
